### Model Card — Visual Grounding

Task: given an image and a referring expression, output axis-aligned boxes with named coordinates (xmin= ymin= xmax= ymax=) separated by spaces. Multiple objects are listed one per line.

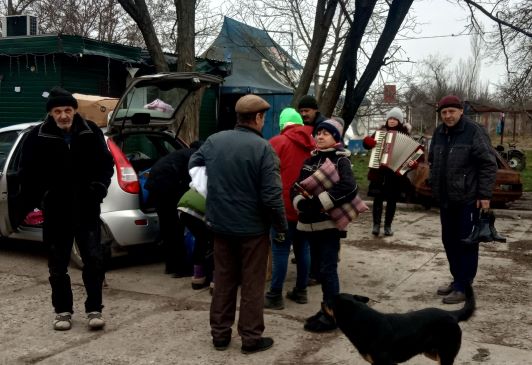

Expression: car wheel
xmin=507 ymin=151 xmax=526 ymax=171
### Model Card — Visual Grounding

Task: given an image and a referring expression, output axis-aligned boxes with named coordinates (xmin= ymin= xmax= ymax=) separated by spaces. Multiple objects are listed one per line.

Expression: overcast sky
xmin=394 ymin=0 xmax=506 ymax=88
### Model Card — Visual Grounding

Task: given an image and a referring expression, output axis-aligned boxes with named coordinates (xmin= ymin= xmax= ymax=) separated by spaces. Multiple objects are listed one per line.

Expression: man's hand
xmin=477 ymin=199 xmax=490 ymax=209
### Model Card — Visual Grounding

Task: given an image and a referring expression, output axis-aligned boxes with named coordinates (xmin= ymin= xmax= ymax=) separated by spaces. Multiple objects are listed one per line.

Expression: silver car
xmin=0 ymin=72 xmax=222 ymax=266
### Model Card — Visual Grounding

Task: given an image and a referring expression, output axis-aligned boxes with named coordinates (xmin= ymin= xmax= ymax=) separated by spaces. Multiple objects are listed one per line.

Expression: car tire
xmin=507 ymin=151 xmax=526 ymax=171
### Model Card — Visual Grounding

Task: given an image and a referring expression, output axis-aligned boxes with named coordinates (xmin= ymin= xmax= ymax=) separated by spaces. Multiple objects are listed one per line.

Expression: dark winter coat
xmin=269 ymin=124 xmax=315 ymax=222
xmin=364 ymin=124 xmax=411 ymax=200
xmin=189 ymin=125 xmax=287 ymax=236
xmin=428 ymin=115 xmax=497 ymax=205
xmin=19 ymin=114 xmax=114 ymax=219
xmin=291 ymin=145 xmax=358 ymax=232
xmin=145 ymin=147 xmax=197 ymax=203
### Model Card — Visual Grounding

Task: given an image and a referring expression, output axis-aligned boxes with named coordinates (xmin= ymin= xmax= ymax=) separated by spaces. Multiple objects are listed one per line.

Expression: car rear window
xmin=116 ymin=133 xmax=182 ymax=172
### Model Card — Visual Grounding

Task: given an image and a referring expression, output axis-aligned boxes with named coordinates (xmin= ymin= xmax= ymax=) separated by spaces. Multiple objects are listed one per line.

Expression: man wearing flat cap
xmin=189 ymin=94 xmax=287 ymax=354
xmin=19 ymin=86 xmax=114 ymax=331
xmin=428 ymin=95 xmax=497 ymax=304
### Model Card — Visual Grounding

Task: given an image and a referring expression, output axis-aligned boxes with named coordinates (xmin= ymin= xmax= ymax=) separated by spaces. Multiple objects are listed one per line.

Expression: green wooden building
xmin=0 ymin=34 xmax=228 ymax=138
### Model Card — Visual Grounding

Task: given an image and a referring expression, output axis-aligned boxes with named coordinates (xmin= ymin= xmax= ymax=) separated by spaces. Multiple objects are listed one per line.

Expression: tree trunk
xmin=175 ymin=0 xmax=198 ymax=143
xmin=341 ymin=0 xmax=414 ymax=132
xmin=117 ymin=0 xmax=169 ymax=72
xmin=321 ymin=0 xmax=377 ymax=117
xmin=291 ymin=0 xmax=339 ymax=107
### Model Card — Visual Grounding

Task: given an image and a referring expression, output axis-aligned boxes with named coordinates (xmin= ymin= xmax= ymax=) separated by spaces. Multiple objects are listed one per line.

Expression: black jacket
xmin=189 ymin=125 xmax=287 ymax=236
xmin=145 ymin=147 xmax=197 ymax=202
xmin=291 ymin=146 xmax=358 ymax=232
xmin=428 ymin=115 xmax=497 ymax=205
xmin=19 ymin=114 xmax=114 ymax=217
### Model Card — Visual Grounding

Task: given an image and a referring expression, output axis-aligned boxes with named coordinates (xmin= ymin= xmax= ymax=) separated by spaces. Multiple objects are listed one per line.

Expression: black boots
xmin=371 ymin=224 xmax=380 ymax=236
xmin=461 ymin=209 xmax=506 ymax=244
xmin=304 ymin=302 xmax=337 ymax=332
xmin=384 ymin=225 xmax=393 ymax=236
xmin=264 ymin=291 xmax=284 ymax=310
xmin=489 ymin=210 xmax=507 ymax=242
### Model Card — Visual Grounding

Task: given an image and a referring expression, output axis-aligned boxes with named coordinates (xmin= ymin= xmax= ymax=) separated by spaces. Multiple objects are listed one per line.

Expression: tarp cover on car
xmin=202 ymin=17 xmax=302 ymax=95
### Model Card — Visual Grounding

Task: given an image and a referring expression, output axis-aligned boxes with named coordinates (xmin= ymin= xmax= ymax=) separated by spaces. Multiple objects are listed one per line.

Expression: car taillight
xmin=107 ymin=139 xmax=140 ymax=194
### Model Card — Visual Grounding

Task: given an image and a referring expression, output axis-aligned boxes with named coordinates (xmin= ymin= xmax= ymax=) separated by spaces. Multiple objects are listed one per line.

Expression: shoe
xmin=87 ymin=311 xmax=105 ymax=330
xmin=304 ymin=311 xmax=337 ymax=332
xmin=213 ymin=338 xmax=231 ymax=351
xmin=291 ymin=257 xmax=297 ymax=264
xmin=384 ymin=226 xmax=393 ymax=236
xmin=241 ymin=337 xmax=274 ymax=354
xmin=442 ymin=290 xmax=466 ymax=304
xmin=437 ymin=283 xmax=454 ymax=296
xmin=307 ymin=277 xmax=320 ymax=286
xmin=305 ymin=310 xmax=322 ymax=325
xmin=264 ymin=291 xmax=284 ymax=310
xmin=53 ymin=312 xmax=72 ymax=331
xmin=209 ymin=281 xmax=214 ymax=296
xmin=286 ymin=287 xmax=308 ymax=304
xmin=191 ymin=275 xmax=208 ymax=290
xmin=371 ymin=224 xmax=380 ymax=236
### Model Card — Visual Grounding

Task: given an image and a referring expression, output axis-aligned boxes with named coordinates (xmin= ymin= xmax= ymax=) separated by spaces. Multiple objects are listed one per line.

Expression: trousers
xmin=44 ymin=206 xmax=105 ymax=314
xmin=270 ymin=221 xmax=310 ymax=292
xmin=210 ymin=233 xmax=269 ymax=347
xmin=440 ymin=202 xmax=479 ymax=292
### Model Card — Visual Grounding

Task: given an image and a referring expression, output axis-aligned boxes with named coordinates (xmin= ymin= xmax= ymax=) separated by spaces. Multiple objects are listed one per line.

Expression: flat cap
xmin=235 ymin=94 xmax=271 ymax=114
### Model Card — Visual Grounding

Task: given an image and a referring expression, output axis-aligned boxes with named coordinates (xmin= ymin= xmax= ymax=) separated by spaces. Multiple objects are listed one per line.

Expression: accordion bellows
xmin=369 ymin=130 xmax=424 ymax=175
xmin=299 ymin=158 xmax=368 ymax=230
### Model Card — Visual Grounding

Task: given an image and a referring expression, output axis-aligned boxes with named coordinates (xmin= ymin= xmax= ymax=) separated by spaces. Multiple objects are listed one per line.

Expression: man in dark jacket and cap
xmin=189 ymin=94 xmax=287 ymax=355
xmin=145 ymin=141 xmax=203 ymax=277
xmin=19 ymin=86 xmax=114 ymax=331
xmin=297 ymin=95 xmax=327 ymax=128
xmin=429 ymin=95 xmax=497 ymax=304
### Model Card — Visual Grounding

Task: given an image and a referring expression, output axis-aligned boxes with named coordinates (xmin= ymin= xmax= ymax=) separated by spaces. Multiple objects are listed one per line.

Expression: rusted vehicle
xmin=408 ymin=137 xmax=523 ymax=208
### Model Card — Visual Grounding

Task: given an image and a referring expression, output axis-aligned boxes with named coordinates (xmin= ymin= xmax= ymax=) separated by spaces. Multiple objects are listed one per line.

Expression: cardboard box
xmin=73 ymin=93 xmax=119 ymax=127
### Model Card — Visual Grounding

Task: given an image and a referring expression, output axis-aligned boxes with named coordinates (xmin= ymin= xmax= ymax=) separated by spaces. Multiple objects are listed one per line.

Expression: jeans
xmin=440 ymin=202 xmax=479 ymax=292
xmin=304 ymin=229 xmax=341 ymax=306
xmin=270 ymin=222 xmax=310 ymax=292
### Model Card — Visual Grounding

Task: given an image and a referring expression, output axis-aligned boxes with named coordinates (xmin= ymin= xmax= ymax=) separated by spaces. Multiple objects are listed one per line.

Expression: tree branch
xmin=462 ymin=0 xmax=532 ymax=37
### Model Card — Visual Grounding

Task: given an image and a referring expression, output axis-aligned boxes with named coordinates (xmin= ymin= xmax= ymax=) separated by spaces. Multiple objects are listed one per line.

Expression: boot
xmin=371 ymin=224 xmax=380 ymax=236
xmin=384 ymin=225 xmax=393 ymax=236
xmin=304 ymin=302 xmax=337 ymax=332
xmin=264 ymin=291 xmax=284 ymax=310
xmin=488 ymin=211 xmax=507 ymax=243
xmin=191 ymin=265 xmax=208 ymax=290
xmin=286 ymin=287 xmax=308 ymax=304
xmin=461 ymin=224 xmax=480 ymax=245
xmin=478 ymin=210 xmax=493 ymax=242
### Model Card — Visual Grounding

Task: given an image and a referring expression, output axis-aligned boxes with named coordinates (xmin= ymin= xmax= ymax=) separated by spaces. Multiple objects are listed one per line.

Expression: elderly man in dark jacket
xmin=429 ymin=95 xmax=497 ymax=304
xmin=189 ymin=94 xmax=287 ymax=355
xmin=19 ymin=87 xmax=114 ymax=330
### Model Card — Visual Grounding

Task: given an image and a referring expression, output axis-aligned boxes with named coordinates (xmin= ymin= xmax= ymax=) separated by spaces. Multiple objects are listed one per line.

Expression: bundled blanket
xmin=298 ymin=158 xmax=368 ymax=230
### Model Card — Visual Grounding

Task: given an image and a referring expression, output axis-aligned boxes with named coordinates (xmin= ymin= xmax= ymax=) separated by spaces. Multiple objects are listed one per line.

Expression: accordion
xmin=368 ymin=130 xmax=424 ymax=175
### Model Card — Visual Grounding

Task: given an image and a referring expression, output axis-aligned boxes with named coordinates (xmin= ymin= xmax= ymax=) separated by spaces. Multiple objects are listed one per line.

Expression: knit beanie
xmin=437 ymin=95 xmax=462 ymax=112
xmin=279 ymin=107 xmax=304 ymax=130
xmin=46 ymin=86 xmax=78 ymax=112
xmin=298 ymin=95 xmax=318 ymax=110
xmin=314 ymin=119 xmax=343 ymax=142
xmin=385 ymin=107 xmax=403 ymax=124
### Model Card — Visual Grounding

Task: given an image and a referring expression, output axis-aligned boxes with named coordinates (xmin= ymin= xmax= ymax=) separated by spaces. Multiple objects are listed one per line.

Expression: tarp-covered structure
xmin=202 ymin=17 xmax=302 ymax=138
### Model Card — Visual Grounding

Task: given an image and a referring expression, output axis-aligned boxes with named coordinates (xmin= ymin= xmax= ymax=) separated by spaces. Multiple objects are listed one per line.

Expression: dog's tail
xmin=453 ymin=285 xmax=476 ymax=322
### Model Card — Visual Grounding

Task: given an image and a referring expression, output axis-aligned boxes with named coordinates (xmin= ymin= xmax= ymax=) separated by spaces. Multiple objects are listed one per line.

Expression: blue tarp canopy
xmin=203 ymin=17 xmax=302 ymax=94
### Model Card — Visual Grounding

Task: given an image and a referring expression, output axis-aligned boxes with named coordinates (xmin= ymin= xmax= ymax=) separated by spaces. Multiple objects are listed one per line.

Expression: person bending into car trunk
xmin=429 ymin=95 xmax=497 ymax=304
xmin=145 ymin=142 xmax=202 ymax=277
xmin=19 ymin=86 xmax=114 ymax=331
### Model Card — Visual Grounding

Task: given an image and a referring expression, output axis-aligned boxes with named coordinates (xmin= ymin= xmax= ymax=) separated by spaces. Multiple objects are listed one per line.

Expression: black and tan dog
xmin=331 ymin=286 xmax=475 ymax=365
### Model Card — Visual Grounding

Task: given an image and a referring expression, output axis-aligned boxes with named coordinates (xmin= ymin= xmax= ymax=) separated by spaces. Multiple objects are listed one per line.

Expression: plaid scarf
xmin=299 ymin=158 xmax=368 ymax=230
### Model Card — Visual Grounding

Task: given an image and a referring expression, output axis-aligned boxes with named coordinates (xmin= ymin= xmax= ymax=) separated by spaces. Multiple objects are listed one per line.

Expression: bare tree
xmin=117 ymin=0 xmax=169 ymax=72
